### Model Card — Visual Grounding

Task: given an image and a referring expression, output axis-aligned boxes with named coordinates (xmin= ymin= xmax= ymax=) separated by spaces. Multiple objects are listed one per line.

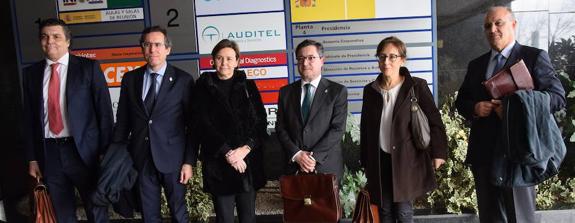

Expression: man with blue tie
xmin=22 ymin=18 xmax=113 ymax=223
xmin=112 ymin=26 xmax=194 ymax=223
xmin=455 ymin=6 xmax=565 ymax=223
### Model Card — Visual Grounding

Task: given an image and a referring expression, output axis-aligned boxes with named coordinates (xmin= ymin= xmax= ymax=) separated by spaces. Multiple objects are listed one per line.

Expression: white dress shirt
xmin=378 ymin=80 xmax=403 ymax=153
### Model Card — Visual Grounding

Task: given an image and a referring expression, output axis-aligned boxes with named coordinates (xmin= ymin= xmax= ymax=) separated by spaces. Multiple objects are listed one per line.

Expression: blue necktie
xmin=144 ymin=73 xmax=158 ymax=114
xmin=488 ymin=53 xmax=505 ymax=79
xmin=301 ymin=83 xmax=312 ymax=122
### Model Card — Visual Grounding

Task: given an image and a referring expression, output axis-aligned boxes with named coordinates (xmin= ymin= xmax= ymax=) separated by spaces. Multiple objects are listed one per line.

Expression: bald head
xmin=484 ymin=6 xmax=517 ymax=52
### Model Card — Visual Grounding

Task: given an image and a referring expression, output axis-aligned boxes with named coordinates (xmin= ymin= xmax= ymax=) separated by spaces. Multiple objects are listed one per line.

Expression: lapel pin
xmin=169 ymin=77 xmax=173 ymax=82
xmin=325 ymin=89 xmax=328 ymax=93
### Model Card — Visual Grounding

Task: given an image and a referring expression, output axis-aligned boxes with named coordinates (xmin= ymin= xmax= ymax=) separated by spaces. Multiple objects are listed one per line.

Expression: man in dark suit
xmin=112 ymin=26 xmax=194 ymax=223
xmin=276 ymin=39 xmax=348 ymax=182
xmin=22 ymin=18 xmax=113 ymax=223
xmin=455 ymin=6 xmax=565 ymax=223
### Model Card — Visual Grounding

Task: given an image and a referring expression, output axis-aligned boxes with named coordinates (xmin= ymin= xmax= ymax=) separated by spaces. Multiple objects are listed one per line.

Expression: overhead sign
xmin=195 ymin=0 xmax=284 ymax=16
xmin=57 ymin=0 xmax=141 ymax=12
xmin=291 ymin=0 xmax=375 ymax=22
xmin=59 ymin=7 xmax=144 ymax=24
xmin=100 ymin=61 xmax=146 ymax=87
xmin=196 ymin=12 xmax=287 ymax=54
xmin=72 ymin=47 xmax=143 ymax=60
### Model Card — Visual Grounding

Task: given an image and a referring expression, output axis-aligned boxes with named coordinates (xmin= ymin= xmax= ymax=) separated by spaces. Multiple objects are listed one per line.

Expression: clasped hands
xmin=295 ymin=151 xmax=316 ymax=173
xmin=474 ymin=99 xmax=503 ymax=118
xmin=225 ymin=145 xmax=251 ymax=173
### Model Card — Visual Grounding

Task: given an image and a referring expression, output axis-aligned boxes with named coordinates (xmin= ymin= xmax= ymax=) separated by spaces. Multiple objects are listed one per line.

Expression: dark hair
xmin=38 ymin=18 xmax=71 ymax=41
xmin=211 ymin=39 xmax=240 ymax=69
xmin=139 ymin=26 xmax=172 ymax=48
xmin=376 ymin=36 xmax=407 ymax=58
xmin=295 ymin=39 xmax=324 ymax=57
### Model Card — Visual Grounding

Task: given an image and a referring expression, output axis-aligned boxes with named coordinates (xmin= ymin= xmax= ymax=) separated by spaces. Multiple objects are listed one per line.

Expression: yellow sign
xmin=60 ymin=10 xmax=102 ymax=24
xmin=291 ymin=0 xmax=375 ymax=22
xmin=347 ymin=0 xmax=374 ymax=19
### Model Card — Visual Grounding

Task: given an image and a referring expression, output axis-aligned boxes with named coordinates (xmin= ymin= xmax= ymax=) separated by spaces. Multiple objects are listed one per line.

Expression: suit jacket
xmin=275 ymin=77 xmax=348 ymax=182
xmin=22 ymin=54 xmax=114 ymax=169
xmin=455 ymin=42 xmax=566 ymax=166
xmin=112 ymin=64 xmax=195 ymax=173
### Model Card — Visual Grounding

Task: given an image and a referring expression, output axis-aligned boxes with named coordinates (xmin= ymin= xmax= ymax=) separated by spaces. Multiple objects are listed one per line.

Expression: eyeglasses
xmin=296 ymin=56 xmax=321 ymax=63
xmin=142 ymin=42 xmax=166 ymax=48
xmin=376 ymin=54 xmax=402 ymax=62
xmin=483 ymin=19 xmax=507 ymax=30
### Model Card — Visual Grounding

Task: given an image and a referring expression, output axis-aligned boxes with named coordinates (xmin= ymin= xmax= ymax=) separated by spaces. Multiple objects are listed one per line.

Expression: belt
xmin=44 ymin=137 xmax=74 ymax=144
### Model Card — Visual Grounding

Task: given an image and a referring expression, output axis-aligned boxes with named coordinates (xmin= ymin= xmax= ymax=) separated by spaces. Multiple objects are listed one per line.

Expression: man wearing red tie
xmin=22 ymin=18 xmax=113 ymax=223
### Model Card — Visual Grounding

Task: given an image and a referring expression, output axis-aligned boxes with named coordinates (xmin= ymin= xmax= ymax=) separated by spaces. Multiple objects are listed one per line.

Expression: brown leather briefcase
xmin=352 ymin=188 xmax=379 ymax=223
xmin=482 ymin=59 xmax=534 ymax=99
xmin=280 ymin=172 xmax=342 ymax=223
xmin=33 ymin=180 xmax=57 ymax=223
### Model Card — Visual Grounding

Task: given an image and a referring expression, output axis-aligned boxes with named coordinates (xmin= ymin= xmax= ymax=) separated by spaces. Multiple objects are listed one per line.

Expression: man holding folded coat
xmin=455 ymin=6 xmax=565 ymax=223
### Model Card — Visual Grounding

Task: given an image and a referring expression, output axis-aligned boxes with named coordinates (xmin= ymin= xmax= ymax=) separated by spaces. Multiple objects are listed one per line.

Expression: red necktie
xmin=48 ymin=63 xmax=64 ymax=135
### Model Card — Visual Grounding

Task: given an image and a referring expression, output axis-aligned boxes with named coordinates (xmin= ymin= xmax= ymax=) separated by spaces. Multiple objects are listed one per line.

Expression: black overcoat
xmin=193 ymin=71 xmax=268 ymax=195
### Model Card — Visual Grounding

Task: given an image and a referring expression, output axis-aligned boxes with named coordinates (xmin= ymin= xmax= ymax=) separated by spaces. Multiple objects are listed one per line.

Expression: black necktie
xmin=301 ymin=83 xmax=312 ymax=122
xmin=144 ymin=73 xmax=158 ymax=114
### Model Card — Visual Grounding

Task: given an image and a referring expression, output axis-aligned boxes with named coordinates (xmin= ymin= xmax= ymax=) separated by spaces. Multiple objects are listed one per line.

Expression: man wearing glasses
xmin=455 ymin=6 xmax=565 ymax=223
xmin=112 ymin=26 xmax=195 ymax=222
xmin=276 ymin=39 xmax=348 ymax=183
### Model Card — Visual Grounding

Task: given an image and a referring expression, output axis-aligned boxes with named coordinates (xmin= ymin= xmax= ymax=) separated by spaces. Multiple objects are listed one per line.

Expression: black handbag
xmin=409 ymin=85 xmax=431 ymax=150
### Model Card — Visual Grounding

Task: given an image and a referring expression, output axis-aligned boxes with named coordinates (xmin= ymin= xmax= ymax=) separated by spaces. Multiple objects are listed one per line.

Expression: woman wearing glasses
xmin=192 ymin=39 xmax=268 ymax=223
xmin=359 ymin=36 xmax=448 ymax=222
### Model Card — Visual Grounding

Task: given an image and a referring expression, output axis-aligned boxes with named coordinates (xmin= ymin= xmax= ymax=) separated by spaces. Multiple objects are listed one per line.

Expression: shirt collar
xmin=46 ymin=52 xmax=70 ymax=66
xmin=301 ymin=75 xmax=322 ymax=88
xmin=491 ymin=41 xmax=516 ymax=60
xmin=146 ymin=63 xmax=167 ymax=77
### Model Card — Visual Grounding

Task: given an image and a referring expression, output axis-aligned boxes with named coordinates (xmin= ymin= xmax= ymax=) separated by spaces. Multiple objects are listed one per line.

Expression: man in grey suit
xmin=276 ymin=39 xmax=348 ymax=182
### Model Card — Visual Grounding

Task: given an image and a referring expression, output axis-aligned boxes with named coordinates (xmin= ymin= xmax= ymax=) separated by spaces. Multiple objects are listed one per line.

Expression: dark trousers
xmin=379 ymin=151 xmax=413 ymax=223
xmin=472 ymin=165 xmax=536 ymax=223
xmin=138 ymin=160 xmax=188 ymax=223
xmin=212 ymin=189 xmax=256 ymax=223
xmin=43 ymin=140 xmax=108 ymax=223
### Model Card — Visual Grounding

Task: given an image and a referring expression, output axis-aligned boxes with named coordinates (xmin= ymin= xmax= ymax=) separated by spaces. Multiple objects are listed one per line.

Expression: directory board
xmin=11 ymin=0 xmax=437 ymax=125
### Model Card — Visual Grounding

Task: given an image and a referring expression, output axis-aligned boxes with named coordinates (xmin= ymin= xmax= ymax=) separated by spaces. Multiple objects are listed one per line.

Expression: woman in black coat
xmin=360 ymin=36 xmax=448 ymax=223
xmin=193 ymin=39 xmax=268 ymax=223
